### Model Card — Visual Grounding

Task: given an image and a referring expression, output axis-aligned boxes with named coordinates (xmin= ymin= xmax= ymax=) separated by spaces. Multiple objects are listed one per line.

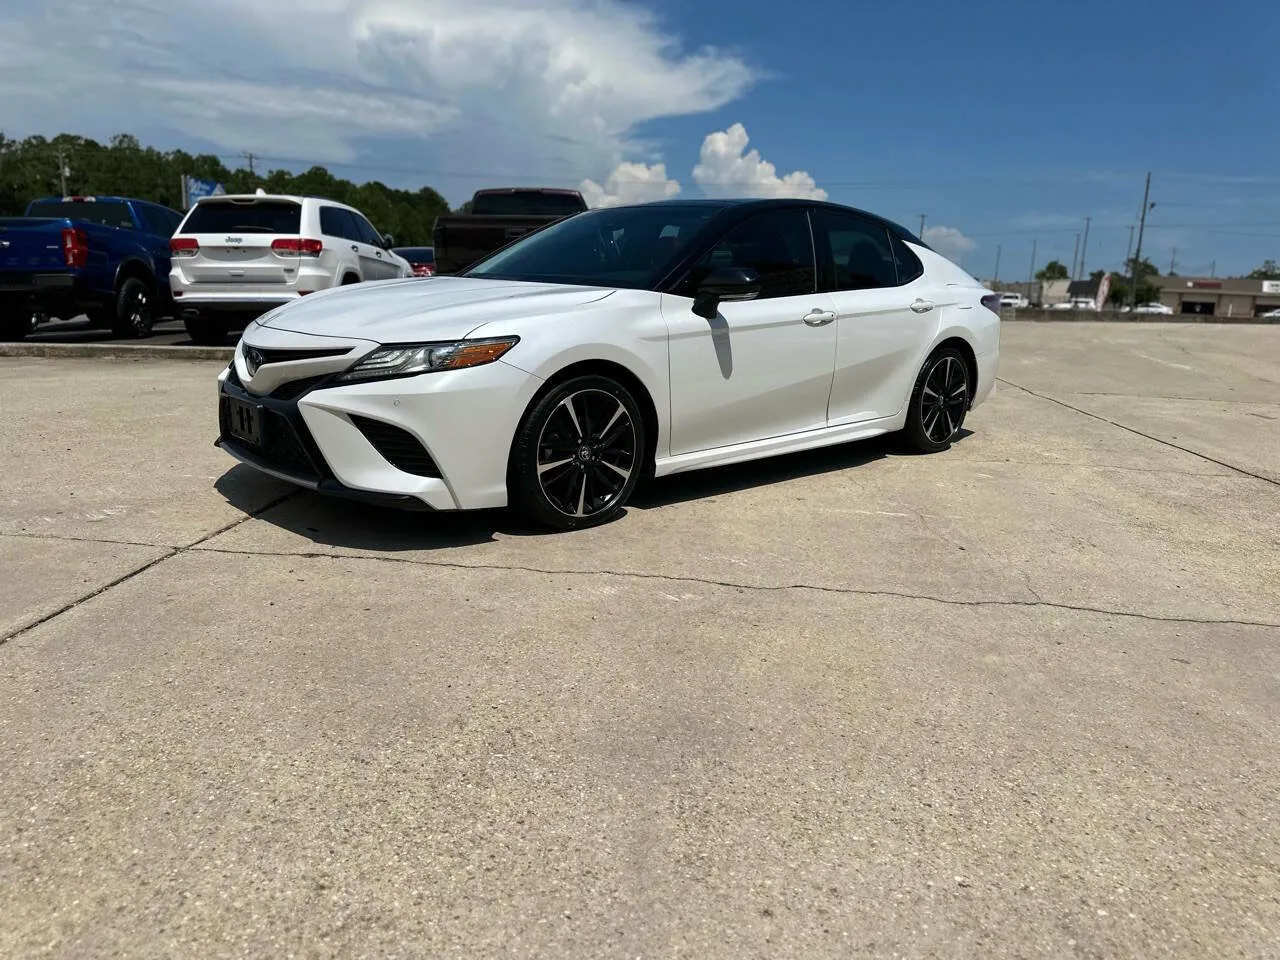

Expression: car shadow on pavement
xmin=214 ymin=430 xmax=971 ymax=552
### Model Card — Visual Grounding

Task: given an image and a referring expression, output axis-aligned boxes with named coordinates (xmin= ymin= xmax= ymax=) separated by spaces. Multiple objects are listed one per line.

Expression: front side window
xmin=812 ymin=209 xmax=898 ymax=291
xmin=28 ymin=200 xmax=136 ymax=229
xmin=352 ymin=213 xmax=384 ymax=247
xmin=687 ymin=209 xmax=816 ymax=300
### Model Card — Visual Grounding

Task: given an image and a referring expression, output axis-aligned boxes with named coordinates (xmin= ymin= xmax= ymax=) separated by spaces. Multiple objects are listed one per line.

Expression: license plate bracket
xmin=226 ymin=396 xmax=263 ymax=446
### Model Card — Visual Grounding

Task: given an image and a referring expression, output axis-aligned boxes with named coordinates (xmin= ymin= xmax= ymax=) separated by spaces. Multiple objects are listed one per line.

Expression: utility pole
xmin=1070 ymin=233 xmax=1081 ymax=282
xmin=1028 ymin=238 xmax=1038 ymax=298
xmin=918 ymin=214 xmax=926 ymax=238
xmin=1169 ymin=246 xmax=1177 ymax=275
xmin=993 ymin=244 xmax=1002 ymax=283
xmin=1210 ymin=259 xmax=1216 ymax=278
xmin=1079 ymin=216 xmax=1092 ymax=279
xmin=56 ymin=150 xmax=69 ymax=195
xmin=241 ymin=151 xmax=257 ymax=176
xmin=1131 ymin=172 xmax=1153 ymax=308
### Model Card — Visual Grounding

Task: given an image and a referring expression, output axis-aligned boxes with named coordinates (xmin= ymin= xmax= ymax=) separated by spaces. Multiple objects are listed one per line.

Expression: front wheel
xmin=509 ymin=375 xmax=646 ymax=531
xmin=110 ymin=277 xmax=156 ymax=338
xmin=902 ymin=347 xmax=971 ymax=453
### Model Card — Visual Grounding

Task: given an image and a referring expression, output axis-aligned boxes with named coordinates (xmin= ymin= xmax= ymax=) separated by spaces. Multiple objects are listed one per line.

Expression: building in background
xmin=1153 ymin=277 xmax=1280 ymax=317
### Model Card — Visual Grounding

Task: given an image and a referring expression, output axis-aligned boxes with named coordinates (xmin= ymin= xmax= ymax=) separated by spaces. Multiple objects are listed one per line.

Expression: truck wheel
xmin=183 ymin=316 xmax=230 ymax=346
xmin=0 ymin=305 xmax=34 ymax=341
xmin=110 ymin=277 xmax=156 ymax=338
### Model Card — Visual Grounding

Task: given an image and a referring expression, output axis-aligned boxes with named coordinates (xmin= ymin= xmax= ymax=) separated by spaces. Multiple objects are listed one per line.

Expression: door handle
xmin=351 ymin=244 xmax=359 ymax=252
xmin=375 ymin=251 xmax=383 ymax=258
xmin=802 ymin=309 xmax=837 ymax=326
xmin=910 ymin=299 xmax=935 ymax=313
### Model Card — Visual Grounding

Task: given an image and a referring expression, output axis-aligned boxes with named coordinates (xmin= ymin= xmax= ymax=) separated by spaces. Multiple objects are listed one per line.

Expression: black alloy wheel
xmin=511 ymin=375 xmax=645 ymax=530
xmin=111 ymin=277 xmax=155 ymax=338
xmin=904 ymin=347 xmax=971 ymax=453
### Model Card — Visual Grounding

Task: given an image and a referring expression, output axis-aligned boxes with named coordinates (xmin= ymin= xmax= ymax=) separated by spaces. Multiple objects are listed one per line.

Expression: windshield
xmin=463 ymin=205 xmax=720 ymax=289
xmin=471 ymin=192 xmax=586 ymax=217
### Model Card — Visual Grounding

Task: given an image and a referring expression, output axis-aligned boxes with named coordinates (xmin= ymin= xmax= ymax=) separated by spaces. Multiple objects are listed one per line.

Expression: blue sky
xmin=2 ymin=0 xmax=1277 ymax=276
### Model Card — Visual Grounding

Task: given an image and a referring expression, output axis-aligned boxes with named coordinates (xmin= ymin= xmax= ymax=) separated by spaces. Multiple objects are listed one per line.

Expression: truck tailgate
xmin=0 ymin=218 xmax=70 ymax=277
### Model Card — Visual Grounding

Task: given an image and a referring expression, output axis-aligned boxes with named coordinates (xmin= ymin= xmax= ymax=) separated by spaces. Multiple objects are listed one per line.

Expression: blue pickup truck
xmin=0 ymin=195 xmax=184 ymax=340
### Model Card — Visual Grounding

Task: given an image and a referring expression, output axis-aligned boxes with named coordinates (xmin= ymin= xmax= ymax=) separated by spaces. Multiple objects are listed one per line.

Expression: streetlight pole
xmin=1079 ymin=216 xmax=1091 ymax=279
xmin=1131 ymin=172 xmax=1153 ymax=309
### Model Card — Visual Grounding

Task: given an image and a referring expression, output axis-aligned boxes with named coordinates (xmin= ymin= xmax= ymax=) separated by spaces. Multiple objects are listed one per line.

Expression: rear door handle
xmin=910 ymin=299 xmax=935 ymax=313
xmin=803 ymin=309 xmax=837 ymax=326
xmin=351 ymin=244 xmax=359 ymax=252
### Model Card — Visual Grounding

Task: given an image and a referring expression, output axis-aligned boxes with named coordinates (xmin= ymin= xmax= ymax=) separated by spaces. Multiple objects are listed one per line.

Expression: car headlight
xmin=336 ymin=336 xmax=519 ymax=382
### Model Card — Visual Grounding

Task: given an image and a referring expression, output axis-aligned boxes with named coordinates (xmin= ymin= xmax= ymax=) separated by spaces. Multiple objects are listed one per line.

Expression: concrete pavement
xmin=1 ymin=323 xmax=1277 ymax=958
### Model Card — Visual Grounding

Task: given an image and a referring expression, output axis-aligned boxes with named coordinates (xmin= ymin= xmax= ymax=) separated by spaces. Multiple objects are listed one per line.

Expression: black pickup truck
xmin=431 ymin=188 xmax=588 ymax=275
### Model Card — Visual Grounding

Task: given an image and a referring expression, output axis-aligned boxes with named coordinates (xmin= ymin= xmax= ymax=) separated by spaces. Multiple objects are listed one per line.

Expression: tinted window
xmin=165 ymin=208 xmax=184 ymax=234
xmin=465 ymin=204 xmax=719 ymax=289
xmin=689 ymin=209 xmax=815 ymax=300
xmin=136 ymin=204 xmax=176 ymax=237
xmin=319 ymin=206 xmax=359 ymax=240
xmin=394 ymin=247 xmax=434 ymax=263
xmin=813 ymin=210 xmax=897 ymax=291
xmin=28 ymin=200 xmax=136 ymax=229
xmin=892 ymin=237 xmax=924 ymax=284
xmin=470 ymin=192 xmax=587 ymax=217
xmin=180 ymin=200 xmax=301 ymax=234
xmin=352 ymin=214 xmax=384 ymax=247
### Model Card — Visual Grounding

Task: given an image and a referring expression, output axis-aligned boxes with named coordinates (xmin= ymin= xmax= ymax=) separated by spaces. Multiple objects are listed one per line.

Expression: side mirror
xmin=382 ymin=233 xmax=395 ymax=248
xmin=692 ymin=267 xmax=760 ymax=320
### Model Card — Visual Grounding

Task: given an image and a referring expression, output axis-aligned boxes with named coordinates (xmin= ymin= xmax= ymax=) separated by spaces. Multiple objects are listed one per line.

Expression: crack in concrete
xmin=951 ymin=458 xmax=1232 ymax=478
xmin=1062 ymin=392 xmax=1280 ymax=406
xmin=0 ymin=490 xmax=300 ymax=645
xmin=998 ymin=378 xmax=1280 ymax=488
xmin=181 ymin=544 xmax=1280 ymax=630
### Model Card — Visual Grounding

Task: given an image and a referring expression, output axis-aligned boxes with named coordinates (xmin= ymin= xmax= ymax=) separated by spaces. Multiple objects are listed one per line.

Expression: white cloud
xmin=580 ymin=161 xmax=681 ymax=208
xmin=922 ymin=225 xmax=978 ymax=261
xmin=692 ymin=123 xmax=827 ymax=200
xmin=0 ymin=0 xmax=756 ymax=202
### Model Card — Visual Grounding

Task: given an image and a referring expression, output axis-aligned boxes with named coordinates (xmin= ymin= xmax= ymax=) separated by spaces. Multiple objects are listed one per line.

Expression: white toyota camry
xmin=216 ymin=199 xmax=1000 ymax=530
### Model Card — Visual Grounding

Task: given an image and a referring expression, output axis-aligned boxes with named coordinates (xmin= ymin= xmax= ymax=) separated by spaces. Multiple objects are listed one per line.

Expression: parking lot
xmin=1 ymin=322 xmax=1277 ymax=958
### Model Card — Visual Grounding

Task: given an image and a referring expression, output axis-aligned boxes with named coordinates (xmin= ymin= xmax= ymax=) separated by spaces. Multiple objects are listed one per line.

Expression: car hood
xmin=256 ymin=276 xmax=616 ymax=341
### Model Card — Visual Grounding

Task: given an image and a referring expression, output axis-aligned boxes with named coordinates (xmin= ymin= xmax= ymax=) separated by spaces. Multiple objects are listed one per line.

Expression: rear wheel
xmin=509 ymin=375 xmax=645 ymax=531
xmin=0 ymin=300 xmax=35 ymax=341
xmin=902 ymin=347 xmax=971 ymax=453
xmin=183 ymin=315 xmax=230 ymax=346
xmin=109 ymin=277 xmax=156 ymax=338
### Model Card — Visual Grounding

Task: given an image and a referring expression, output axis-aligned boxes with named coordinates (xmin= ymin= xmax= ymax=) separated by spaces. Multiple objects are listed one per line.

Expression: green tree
xmin=1036 ymin=259 xmax=1069 ymax=281
xmin=0 ymin=130 xmax=451 ymax=244
xmin=1247 ymin=259 xmax=1280 ymax=280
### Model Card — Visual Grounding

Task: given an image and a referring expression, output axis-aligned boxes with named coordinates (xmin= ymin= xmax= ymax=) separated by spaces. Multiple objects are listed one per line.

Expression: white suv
xmin=169 ymin=192 xmax=412 ymax=344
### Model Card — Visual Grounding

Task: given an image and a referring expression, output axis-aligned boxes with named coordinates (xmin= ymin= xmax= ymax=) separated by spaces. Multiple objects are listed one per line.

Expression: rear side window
xmin=892 ymin=237 xmax=924 ymax=284
xmin=319 ymin=206 xmax=360 ymax=241
xmin=811 ymin=209 xmax=897 ymax=291
xmin=470 ymin=192 xmax=586 ymax=217
xmin=180 ymin=200 xmax=301 ymax=235
xmin=28 ymin=200 xmax=136 ymax=229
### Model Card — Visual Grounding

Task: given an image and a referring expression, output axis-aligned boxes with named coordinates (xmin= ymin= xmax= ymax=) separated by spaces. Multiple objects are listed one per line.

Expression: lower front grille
xmin=219 ymin=396 xmax=327 ymax=482
xmin=349 ymin=415 xmax=441 ymax=478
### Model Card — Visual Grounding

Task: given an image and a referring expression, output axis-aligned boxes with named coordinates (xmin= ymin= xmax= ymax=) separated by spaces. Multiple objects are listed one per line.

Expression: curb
xmin=0 ymin=342 xmax=234 ymax=362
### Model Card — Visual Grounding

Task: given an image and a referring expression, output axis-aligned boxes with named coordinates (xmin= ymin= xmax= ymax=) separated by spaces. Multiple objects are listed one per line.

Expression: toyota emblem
xmin=245 ymin=347 xmax=263 ymax=377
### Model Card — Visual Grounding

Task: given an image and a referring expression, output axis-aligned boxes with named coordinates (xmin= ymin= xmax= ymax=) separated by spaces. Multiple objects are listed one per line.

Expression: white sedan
xmin=216 ymin=199 xmax=1001 ymax=530
xmin=1133 ymin=302 xmax=1174 ymax=315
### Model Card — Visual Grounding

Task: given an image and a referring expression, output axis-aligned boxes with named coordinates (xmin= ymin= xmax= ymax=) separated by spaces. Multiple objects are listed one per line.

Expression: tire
xmin=902 ymin=346 xmax=972 ymax=453
xmin=0 ymin=303 xmax=34 ymax=341
xmin=183 ymin=315 xmax=230 ymax=346
xmin=509 ymin=375 xmax=646 ymax=531
xmin=109 ymin=276 xmax=156 ymax=338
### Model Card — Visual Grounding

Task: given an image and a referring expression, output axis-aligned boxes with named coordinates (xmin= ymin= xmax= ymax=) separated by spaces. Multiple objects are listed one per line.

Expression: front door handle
xmin=910 ymin=299 xmax=935 ymax=313
xmin=803 ymin=309 xmax=837 ymax=326
xmin=351 ymin=244 xmax=359 ymax=252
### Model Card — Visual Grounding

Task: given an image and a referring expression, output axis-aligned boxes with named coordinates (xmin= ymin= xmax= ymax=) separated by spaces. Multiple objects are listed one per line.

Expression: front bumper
xmin=216 ymin=356 xmax=542 ymax=511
